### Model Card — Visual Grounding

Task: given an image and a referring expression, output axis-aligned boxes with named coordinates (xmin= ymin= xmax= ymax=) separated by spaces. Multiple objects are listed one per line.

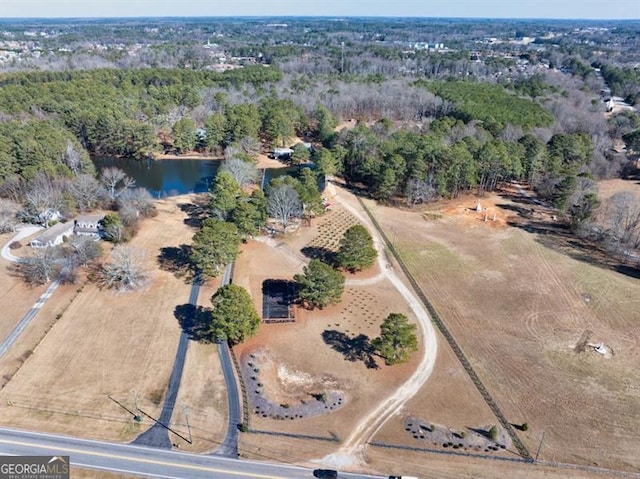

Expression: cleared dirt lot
xmin=365 ymin=187 xmax=640 ymax=473
xmin=233 ymin=205 xmax=422 ymax=445
xmin=0 ymin=196 xmax=228 ymax=446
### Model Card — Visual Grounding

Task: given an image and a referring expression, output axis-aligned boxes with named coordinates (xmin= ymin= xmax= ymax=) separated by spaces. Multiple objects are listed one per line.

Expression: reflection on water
xmin=92 ymin=157 xmax=220 ymax=197
xmin=92 ymin=157 xmax=309 ymax=197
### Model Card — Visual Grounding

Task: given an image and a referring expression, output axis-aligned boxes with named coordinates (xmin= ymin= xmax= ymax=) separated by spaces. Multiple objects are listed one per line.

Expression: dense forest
xmin=0 ymin=17 xmax=638 ymax=257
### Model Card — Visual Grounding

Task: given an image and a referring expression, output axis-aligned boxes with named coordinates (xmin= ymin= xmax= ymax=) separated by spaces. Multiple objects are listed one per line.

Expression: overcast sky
xmin=1 ymin=0 xmax=638 ymax=20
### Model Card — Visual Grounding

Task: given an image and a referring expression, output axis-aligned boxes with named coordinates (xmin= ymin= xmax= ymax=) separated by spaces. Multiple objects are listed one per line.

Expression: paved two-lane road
xmin=0 ymin=427 xmax=383 ymax=479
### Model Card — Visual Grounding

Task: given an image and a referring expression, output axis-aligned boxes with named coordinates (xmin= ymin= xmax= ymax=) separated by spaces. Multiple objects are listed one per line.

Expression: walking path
xmin=313 ymin=182 xmax=439 ymax=469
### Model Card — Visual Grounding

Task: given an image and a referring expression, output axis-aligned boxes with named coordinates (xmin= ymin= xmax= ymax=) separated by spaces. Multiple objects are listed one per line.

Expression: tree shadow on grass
xmin=157 ymin=245 xmax=196 ymax=282
xmin=178 ymin=200 xmax=208 ymax=229
xmin=467 ymin=426 xmax=493 ymax=440
xmin=174 ymin=304 xmax=212 ymax=342
xmin=321 ymin=329 xmax=378 ymax=369
xmin=301 ymin=246 xmax=336 ymax=265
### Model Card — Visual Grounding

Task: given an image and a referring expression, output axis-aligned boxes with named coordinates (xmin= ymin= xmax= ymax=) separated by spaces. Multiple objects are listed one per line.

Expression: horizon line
xmin=0 ymin=15 xmax=638 ymax=22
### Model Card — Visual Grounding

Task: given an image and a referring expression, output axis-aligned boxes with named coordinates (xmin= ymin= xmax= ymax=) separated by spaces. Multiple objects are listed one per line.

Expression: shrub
xmin=488 ymin=425 xmax=498 ymax=441
xmin=522 ymin=422 xmax=529 ymax=431
xmin=8 ymin=241 xmax=21 ymax=249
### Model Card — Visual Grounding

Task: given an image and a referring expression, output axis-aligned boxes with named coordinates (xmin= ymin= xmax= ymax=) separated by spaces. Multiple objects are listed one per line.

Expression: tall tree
xmin=172 ymin=117 xmax=197 ymax=154
xmin=69 ymin=173 xmax=101 ymax=212
xmin=17 ymin=247 xmax=61 ymax=285
xmin=294 ymin=259 xmax=345 ymax=309
xmin=208 ymin=171 xmax=242 ymax=221
xmin=372 ymin=313 xmax=419 ymax=365
xmin=100 ymin=245 xmax=148 ymax=291
xmin=219 ymin=157 xmax=259 ymax=188
xmin=100 ymin=213 xmax=126 ymax=243
xmin=336 ymin=224 xmax=378 ymax=272
xmin=204 ymin=112 xmax=228 ymax=152
xmin=267 ymin=183 xmax=303 ymax=232
xmin=209 ymin=284 xmax=261 ymax=344
xmin=190 ymin=218 xmax=240 ymax=278
xmin=100 ymin=167 xmax=135 ymax=202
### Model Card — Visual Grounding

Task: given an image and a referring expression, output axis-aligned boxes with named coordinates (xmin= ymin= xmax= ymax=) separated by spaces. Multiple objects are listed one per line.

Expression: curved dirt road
xmin=319 ymin=182 xmax=438 ymax=468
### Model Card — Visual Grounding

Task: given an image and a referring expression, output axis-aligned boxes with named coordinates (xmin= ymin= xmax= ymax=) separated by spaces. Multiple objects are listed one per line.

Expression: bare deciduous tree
xmin=604 ymin=191 xmax=640 ymax=253
xmin=267 ymin=184 xmax=303 ymax=232
xmin=17 ymin=247 xmax=61 ymax=285
xmin=100 ymin=245 xmax=148 ymax=291
xmin=69 ymin=236 xmax=103 ymax=267
xmin=405 ymin=175 xmax=438 ymax=208
xmin=24 ymin=173 xmax=65 ymax=226
xmin=219 ymin=158 xmax=259 ymax=188
xmin=63 ymin=140 xmax=84 ymax=176
xmin=238 ymin=136 xmax=261 ymax=157
xmin=69 ymin=174 xmax=101 ymax=212
xmin=116 ymin=188 xmax=156 ymax=229
xmin=100 ymin=167 xmax=136 ymax=202
xmin=0 ymin=175 xmax=26 ymax=203
xmin=0 ymin=199 xmax=20 ymax=233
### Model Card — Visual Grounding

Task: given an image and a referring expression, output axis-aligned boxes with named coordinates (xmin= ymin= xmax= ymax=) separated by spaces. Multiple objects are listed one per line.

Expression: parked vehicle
xmin=313 ymin=469 xmax=338 ymax=479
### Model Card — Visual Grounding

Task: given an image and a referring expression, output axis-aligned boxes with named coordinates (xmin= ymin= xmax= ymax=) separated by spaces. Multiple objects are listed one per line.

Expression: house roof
xmin=75 ymin=214 xmax=103 ymax=224
xmin=31 ymin=222 xmax=74 ymax=244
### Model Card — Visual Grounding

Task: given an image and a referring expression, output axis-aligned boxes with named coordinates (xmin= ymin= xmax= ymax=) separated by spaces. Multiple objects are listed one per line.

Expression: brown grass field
xmin=364 ymin=183 xmax=640 ymax=474
xmin=0 ymin=195 xmax=228 ymax=447
xmin=1 ymin=177 xmax=639 ymax=479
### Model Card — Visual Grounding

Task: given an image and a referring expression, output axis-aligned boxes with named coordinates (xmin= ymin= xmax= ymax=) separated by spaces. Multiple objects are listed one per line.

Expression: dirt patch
xmin=597 ymin=178 xmax=640 ymax=200
xmin=243 ymin=348 xmax=345 ymax=421
xmin=233 ymin=201 xmax=421 ymax=444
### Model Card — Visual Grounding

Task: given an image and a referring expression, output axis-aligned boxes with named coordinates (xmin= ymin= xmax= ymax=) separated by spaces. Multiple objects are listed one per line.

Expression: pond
xmin=92 ymin=157 xmax=219 ymax=197
xmin=93 ymin=157 xmax=314 ymax=197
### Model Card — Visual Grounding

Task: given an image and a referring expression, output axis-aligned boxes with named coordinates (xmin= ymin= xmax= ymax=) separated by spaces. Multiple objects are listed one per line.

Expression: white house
xmin=73 ymin=214 xmax=103 ymax=239
xmin=273 ymin=147 xmax=294 ymax=159
xmin=29 ymin=222 xmax=74 ymax=248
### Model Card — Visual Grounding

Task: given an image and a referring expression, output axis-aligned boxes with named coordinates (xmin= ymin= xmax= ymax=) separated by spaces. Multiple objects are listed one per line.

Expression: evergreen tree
xmin=294 ymin=259 xmax=345 ymax=309
xmin=336 ymin=224 xmax=377 ymax=272
xmin=372 ymin=313 xmax=419 ymax=365
xmin=171 ymin=117 xmax=197 ymax=154
xmin=208 ymin=171 xmax=242 ymax=221
xmin=209 ymin=284 xmax=260 ymax=344
xmin=190 ymin=218 xmax=240 ymax=278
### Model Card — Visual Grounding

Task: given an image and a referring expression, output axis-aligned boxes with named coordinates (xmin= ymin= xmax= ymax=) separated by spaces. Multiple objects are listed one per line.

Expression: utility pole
xmin=182 ymin=401 xmax=192 ymax=444
xmin=535 ymin=430 xmax=546 ymax=461
xmin=133 ymin=390 xmax=142 ymax=422
xmin=340 ymin=42 xmax=345 ymax=74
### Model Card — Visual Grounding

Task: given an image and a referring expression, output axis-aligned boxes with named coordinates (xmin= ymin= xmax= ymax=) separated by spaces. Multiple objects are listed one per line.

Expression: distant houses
xmin=29 ymin=214 xmax=104 ymax=248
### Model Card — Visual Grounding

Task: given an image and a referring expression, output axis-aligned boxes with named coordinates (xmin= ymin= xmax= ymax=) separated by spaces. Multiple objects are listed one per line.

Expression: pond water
xmin=92 ymin=157 xmax=219 ymax=197
xmin=92 ymin=157 xmax=312 ymax=197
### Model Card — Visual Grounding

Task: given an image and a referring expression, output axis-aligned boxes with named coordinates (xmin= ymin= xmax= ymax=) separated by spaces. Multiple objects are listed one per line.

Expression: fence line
xmin=228 ymin=345 xmax=250 ymax=430
xmin=356 ymin=196 xmax=532 ymax=461
xmin=249 ymin=429 xmax=340 ymax=443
